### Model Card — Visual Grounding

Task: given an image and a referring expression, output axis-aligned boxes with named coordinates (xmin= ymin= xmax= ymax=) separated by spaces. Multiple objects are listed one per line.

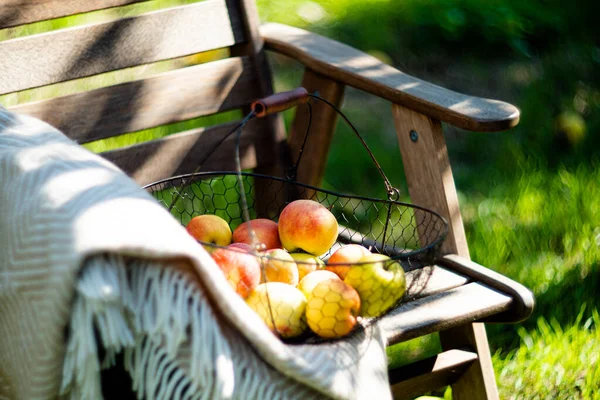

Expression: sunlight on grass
xmin=494 ymin=306 xmax=600 ymax=399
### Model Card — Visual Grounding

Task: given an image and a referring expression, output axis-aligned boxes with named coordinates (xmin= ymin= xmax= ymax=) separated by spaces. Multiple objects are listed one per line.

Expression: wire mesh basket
xmin=144 ymin=87 xmax=448 ymax=342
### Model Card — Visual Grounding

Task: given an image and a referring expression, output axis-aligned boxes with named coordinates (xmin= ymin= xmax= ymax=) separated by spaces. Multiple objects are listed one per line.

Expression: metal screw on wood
xmin=410 ymin=130 xmax=419 ymax=142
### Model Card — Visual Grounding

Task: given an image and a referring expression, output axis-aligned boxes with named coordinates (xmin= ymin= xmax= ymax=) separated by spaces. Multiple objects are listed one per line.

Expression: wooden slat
xmin=10 ymin=57 xmax=260 ymax=143
xmin=0 ymin=0 xmax=244 ymax=95
xmin=390 ymin=349 xmax=477 ymax=399
xmin=0 ymin=0 xmax=148 ymax=29
xmin=379 ymin=283 xmax=511 ymax=346
xmin=101 ymin=118 xmax=275 ymax=186
xmin=288 ymin=68 xmax=345 ymax=189
xmin=393 ymin=104 xmax=469 ymax=257
xmin=392 ymin=104 xmax=500 ymax=399
xmin=261 ymin=23 xmax=519 ymax=132
xmin=404 ymin=265 xmax=469 ymax=300
xmin=439 ymin=255 xmax=535 ymax=323
xmin=231 ymin=0 xmax=291 ymax=218
xmin=389 ymin=349 xmax=478 ymax=400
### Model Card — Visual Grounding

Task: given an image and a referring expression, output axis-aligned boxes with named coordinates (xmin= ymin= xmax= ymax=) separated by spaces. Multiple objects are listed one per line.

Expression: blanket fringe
xmin=60 ymin=255 xmax=321 ymax=399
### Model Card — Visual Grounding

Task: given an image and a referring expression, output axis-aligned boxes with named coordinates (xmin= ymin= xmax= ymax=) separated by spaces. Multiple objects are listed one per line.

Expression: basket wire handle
xmin=167 ymin=110 xmax=257 ymax=212
xmin=306 ymin=93 xmax=399 ymax=201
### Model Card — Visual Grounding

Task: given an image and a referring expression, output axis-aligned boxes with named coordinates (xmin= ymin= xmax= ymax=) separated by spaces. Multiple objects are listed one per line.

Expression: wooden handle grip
xmin=251 ymin=87 xmax=309 ymax=117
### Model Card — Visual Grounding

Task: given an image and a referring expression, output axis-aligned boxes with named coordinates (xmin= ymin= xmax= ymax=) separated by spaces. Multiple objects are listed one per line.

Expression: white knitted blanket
xmin=0 ymin=108 xmax=392 ymax=400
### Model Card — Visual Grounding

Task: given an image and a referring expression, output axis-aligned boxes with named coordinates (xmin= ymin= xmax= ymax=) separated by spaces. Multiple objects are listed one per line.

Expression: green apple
xmin=343 ymin=253 xmax=405 ymax=318
xmin=289 ymin=252 xmax=325 ymax=281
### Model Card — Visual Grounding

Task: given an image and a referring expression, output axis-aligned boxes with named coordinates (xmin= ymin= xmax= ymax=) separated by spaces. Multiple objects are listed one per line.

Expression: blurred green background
xmin=258 ymin=0 xmax=600 ymax=398
xmin=1 ymin=0 xmax=599 ymax=398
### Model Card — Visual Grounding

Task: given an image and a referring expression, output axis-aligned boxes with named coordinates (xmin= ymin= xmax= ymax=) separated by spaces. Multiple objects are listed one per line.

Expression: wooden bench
xmin=0 ymin=1 xmax=534 ymax=398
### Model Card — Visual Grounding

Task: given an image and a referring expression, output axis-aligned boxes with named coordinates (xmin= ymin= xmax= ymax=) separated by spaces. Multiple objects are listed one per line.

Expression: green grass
xmin=495 ymin=307 xmax=600 ymax=399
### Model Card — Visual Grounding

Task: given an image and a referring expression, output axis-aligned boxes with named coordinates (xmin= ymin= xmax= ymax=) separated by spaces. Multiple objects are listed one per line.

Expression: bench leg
xmin=440 ymin=323 xmax=499 ymax=399
xmin=392 ymin=104 xmax=499 ymax=398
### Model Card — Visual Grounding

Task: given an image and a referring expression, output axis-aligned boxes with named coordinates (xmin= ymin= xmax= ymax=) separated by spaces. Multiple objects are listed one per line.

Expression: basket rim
xmin=144 ymin=171 xmax=449 ymax=265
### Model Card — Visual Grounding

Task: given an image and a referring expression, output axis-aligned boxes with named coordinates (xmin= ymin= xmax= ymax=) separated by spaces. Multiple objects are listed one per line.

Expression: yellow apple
xmin=305 ymin=279 xmax=361 ymax=338
xmin=186 ymin=214 xmax=232 ymax=252
xmin=344 ymin=253 xmax=406 ymax=318
xmin=326 ymin=244 xmax=371 ymax=280
xmin=278 ymin=200 xmax=338 ymax=256
xmin=246 ymin=282 xmax=308 ymax=338
xmin=260 ymin=248 xmax=299 ymax=286
xmin=289 ymin=252 xmax=325 ymax=281
xmin=297 ymin=270 xmax=340 ymax=298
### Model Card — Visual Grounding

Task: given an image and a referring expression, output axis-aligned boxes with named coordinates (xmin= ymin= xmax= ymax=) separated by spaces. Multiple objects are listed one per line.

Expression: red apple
xmin=211 ymin=247 xmax=261 ymax=298
xmin=232 ymin=219 xmax=282 ymax=250
xmin=228 ymin=242 xmax=254 ymax=252
xmin=186 ymin=214 xmax=232 ymax=252
xmin=326 ymin=244 xmax=371 ymax=280
xmin=278 ymin=200 xmax=338 ymax=256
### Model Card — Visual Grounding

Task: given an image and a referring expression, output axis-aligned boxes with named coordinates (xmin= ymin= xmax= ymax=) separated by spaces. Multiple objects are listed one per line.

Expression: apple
xmin=297 ymin=270 xmax=340 ymax=298
xmin=260 ymin=249 xmax=299 ymax=286
xmin=289 ymin=252 xmax=325 ymax=281
xmin=305 ymin=279 xmax=361 ymax=338
xmin=232 ymin=219 xmax=282 ymax=250
xmin=228 ymin=242 xmax=254 ymax=252
xmin=186 ymin=214 xmax=232 ymax=252
xmin=278 ymin=200 xmax=338 ymax=256
xmin=246 ymin=282 xmax=308 ymax=338
xmin=326 ymin=244 xmax=371 ymax=280
xmin=343 ymin=253 xmax=406 ymax=318
xmin=211 ymin=247 xmax=261 ymax=298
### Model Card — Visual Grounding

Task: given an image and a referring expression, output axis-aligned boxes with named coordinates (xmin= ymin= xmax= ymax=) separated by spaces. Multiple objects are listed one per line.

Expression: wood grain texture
xmin=439 ymin=255 xmax=535 ymax=323
xmin=392 ymin=104 xmax=499 ymax=399
xmin=229 ymin=0 xmax=290 ymax=217
xmin=389 ymin=349 xmax=478 ymax=400
xmin=439 ymin=323 xmax=499 ymax=400
xmin=0 ymin=0 xmax=244 ymax=95
xmin=379 ymin=283 xmax=511 ymax=346
xmin=0 ymin=0 xmax=148 ymax=29
xmin=11 ymin=57 xmax=260 ymax=143
xmin=101 ymin=118 xmax=274 ymax=186
xmin=261 ymin=23 xmax=520 ymax=132
xmin=393 ymin=104 xmax=469 ymax=257
xmin=288 ymin=69 xmax=345 ymax=190
xmin=404 ymin=265 xmax=469 ymax=301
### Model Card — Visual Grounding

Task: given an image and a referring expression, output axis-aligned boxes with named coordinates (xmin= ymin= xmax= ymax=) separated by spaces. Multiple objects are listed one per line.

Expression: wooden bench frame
xmin=0 ymin=1 xmax=534 ymax=398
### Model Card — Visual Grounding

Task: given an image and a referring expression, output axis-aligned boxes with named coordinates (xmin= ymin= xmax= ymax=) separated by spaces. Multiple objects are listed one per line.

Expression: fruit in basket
xmin=326 ymin=244 xmax=372 ymax=280
xmin=232 ymin=219 xmax=282 ymax=250
xmin=246 ymin=282 xmax=308 ymax=338
xmin=305 ymin=279 xmax=361 ymax=338
xmin=261 ymin=249 xmax=299 ymax=286
xmin=289 ymin=253 xmax=325 ymax=281
xmin=186 ymin=214 xmax=232 ymax=251
xmin=228 ymin=242 xmax=254 ymax=252
xmin=297 ymin=270 xmax=340 ymax=298
xmin=211 ymin=247 xmax=261 ymax=298
xmin=343 ymin=253 xmax=406 ymax=318
xmin=278 ymin=200 xmax=339 ymax=256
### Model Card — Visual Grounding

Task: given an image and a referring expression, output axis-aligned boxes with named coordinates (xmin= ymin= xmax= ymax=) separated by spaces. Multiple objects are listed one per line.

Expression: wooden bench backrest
xmin=0 ymin=0 xmax=285 ymax=186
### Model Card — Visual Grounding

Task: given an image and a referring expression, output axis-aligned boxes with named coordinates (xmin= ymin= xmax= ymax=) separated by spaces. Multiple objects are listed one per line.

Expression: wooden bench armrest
xmin=437 ymin=254 xmax=535 ymax=323
xmin=260 ymin=22 xmax=519 ymax=132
